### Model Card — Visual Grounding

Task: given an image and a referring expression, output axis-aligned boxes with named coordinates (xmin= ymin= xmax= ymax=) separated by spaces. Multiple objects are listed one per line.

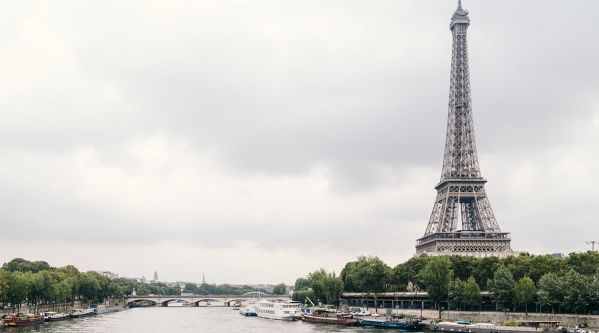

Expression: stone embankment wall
xmin=363 ymin=308 xmax=599 ymax=330
xmin=0 ymin=299 xmax=123 ymax=315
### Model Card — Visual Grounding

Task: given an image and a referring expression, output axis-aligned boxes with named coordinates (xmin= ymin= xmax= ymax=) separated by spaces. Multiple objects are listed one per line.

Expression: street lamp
xmin=586 ymin=241 xmax=598 ymax=252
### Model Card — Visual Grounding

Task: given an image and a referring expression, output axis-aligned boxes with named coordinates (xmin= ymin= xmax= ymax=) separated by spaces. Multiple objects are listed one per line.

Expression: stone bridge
xmin=125 ymin=292 xmax=290 ymax=307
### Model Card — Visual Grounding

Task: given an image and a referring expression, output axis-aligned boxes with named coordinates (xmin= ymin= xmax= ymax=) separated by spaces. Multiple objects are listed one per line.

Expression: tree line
xmin=179 ymin=282 xmax=269 ymax=296
xmin=0 ymin=258 xmax=134 ymax=311
xmin=292 ymin=252 xmax=599 ymax=314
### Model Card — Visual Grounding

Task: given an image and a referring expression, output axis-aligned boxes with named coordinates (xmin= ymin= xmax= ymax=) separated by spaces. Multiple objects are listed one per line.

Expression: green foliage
xmin=589 ymin=274 xmax=599 ymax=310
xmin=0 ymin=269 xmax=9 ymax=304
xmin=183 ymin=282 xmax=198 ymax=293
xmin=419 ymin=256 xmax=452 ymax=306
xmin=513 ymin=276 xmax=536 ymax=313
xmin=474 ymin=257 xmax=500 ymax=289
xmin=463 ymin=276 xmax=482 ymax=310
xmin=2 ymin=258 xmax=50 ymax=273
xmin=304 ymin=268 xmax=344 ymax=305
xmin=297 ymin=251 xmax=599 ymax=314
xmin=565 ymin=252 xmax=599 ymax=275
xmin=488 ymin=265 xmax=516 ymax=311
xmin=6 ymin=271 xmax=30 ymax=307
xmin=561 ymin=269 xmax=589 ymax=314
xmin=165 ymin=286 xmax=181 ymax=295
xmin=448 ymin=277 xmax=465 ymax=310
xmin=0 ymin=258 xmax=136 ymax=309
xmin=294 ymin=278 xmax=310 ymax=291
xmin=272 ymin=283 xmax=287 ymax=295
xmin=79 ymin=272 xmax=101 ymax=301
xmin=538 ymin=272 xmax=565 ymax=312
xmin=528 ymin=255 xmax=564 ymax=283
xmin=292 ymin=289 xmax=315 ymax=305
xmin=449 ymin=256 xmax=478 ymax=282
xmin=389 ymin=255 xmax=429 ymax=291
xmin=340 ymin=256 xmax=390 ymax=293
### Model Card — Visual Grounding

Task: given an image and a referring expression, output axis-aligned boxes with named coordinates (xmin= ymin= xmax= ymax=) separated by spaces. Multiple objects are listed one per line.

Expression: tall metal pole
xmin=586 ymin=241 xmax=598 ymax=252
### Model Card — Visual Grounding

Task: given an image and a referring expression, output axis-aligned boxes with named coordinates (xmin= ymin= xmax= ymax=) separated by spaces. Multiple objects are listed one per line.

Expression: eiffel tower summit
xmin=416 ymin=0 xmax=514 ymax=258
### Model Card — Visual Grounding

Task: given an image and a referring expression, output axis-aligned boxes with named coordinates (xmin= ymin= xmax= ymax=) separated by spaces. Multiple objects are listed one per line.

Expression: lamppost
xmin=586 ymin=241 xmax=598 ymax=252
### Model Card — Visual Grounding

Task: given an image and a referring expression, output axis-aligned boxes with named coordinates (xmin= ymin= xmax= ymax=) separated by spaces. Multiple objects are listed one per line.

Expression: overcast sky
xmin=1 ymin=0 xmax=598 ymax=284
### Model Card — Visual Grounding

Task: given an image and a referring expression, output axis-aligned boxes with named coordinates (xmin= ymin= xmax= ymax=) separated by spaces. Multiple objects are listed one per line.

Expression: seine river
xmin=2 ymin=307 xmax=427 ymax=333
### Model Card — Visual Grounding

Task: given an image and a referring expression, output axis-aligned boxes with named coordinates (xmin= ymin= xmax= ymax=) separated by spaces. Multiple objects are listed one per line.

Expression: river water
xmin=2 ymin=307 xmax=427 ymax=332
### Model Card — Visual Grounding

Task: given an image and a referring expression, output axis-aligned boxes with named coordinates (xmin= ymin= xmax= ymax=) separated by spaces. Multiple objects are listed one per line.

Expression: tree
xmin=420 ymin=256 xmax=452 ymax=316
xmin=562 ymin=269 xmax=589 ymax=314
xmin=474 ymin=257 xmax=500 ymax=289
xmin=294 ymin=278 xmax=310 ymax=291
xmin=292 ymin=289 xmax=315 ymax=305
xmin=165 ymin=286 xmax=181 ymax=295
xmin=79 ymin=272 xmax=100 ymax=301
xmin=448 ymin=277 xmax=465 ymax=310
xmin=0 ymin=269 xmax=9 ymax=304
xmin=273 ymin=283 xmax=287 ymax=295
xmin=7 ymin=271 xmax=30 ymax=311
xmin=588 ymin=273 xmax=599 ymax=311
xmin=340 ymin=256 xmax=390 ymax=293
xmin=463 ymin=276 xmax=482 ymax=310
xmin=307 ymin=269 xmax=343 ymax=305
xmin=538 ymin=272 xmax=564 ymax=313
xmin=183 ymin=283 xmax=198 ymax=294
xmin=449 ymin=256 xmax=479 ymax=282
xmin=389 ymin=255 xmax=430 ymax=292
xmin=514 ymin=276 xmax=536 ymax=314
xmin=504 ymin=253 xmax=533 ymax=281
xmin=565 ymin=252 xmax=599 ymax=275
xmin=488 ymin=265 xmax=515 ymax=311
xmin=136 ymin=283 xmax=152 ymax=296
xmin=527 ymin=255 xmax=564 ymax=284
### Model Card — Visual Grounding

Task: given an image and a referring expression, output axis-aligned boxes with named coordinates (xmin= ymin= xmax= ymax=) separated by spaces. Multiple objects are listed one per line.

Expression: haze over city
xmin=1 ymin=0 xmax=598 ymax=284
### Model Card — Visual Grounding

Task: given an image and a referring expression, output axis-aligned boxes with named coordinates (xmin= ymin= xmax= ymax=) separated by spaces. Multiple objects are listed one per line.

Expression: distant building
xmin=153 ymin=271 xmax=159 ymax=282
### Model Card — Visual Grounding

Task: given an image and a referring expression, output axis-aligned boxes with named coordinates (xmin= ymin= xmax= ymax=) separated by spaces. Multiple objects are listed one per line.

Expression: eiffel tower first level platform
xmin=415 ymin=0 xmax=513 ymax=258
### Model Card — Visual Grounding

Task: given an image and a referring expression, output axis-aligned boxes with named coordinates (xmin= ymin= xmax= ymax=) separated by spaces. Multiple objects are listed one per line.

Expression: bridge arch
xmin=127 ymin=299 xmax=158 ymax=307
xmin=160 ymin=298 xmax=192 ymax=307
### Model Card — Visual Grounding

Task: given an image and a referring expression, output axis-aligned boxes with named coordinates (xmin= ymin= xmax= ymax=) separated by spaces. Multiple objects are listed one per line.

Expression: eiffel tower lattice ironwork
xmin=416 ymin=0 xmax=513 ymax=257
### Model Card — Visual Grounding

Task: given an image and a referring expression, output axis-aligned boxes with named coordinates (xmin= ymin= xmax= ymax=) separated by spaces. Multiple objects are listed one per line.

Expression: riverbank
xmin=362 ymin=307 xmax=599 ymax=330
xmin=0 ymin=299 xmax=124 ymax=316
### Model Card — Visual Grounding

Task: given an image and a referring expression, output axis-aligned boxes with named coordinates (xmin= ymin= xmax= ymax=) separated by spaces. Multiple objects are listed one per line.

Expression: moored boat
xmin=41 ymin=311 xmax=70 ymax=322
xmin=239 ymin=302 xmax=257 ymax=316
xmin=93 ymin=306 xmax=110 ymax=315
xmin=303 ymin=312 xmax=359 ymax=326
xmin=2 ymin=313 xmax=45 ymax=327
xmin=359 ymin=317 xmax=423 ymax=330
xmin=256 ymin=300 xmax=302 ymax=321
xmin=69 ymin=308 xmax=95 ymax=318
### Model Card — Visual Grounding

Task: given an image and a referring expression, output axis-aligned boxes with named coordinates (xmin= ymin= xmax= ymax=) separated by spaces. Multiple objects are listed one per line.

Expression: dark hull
xmin=2 ymin=316 xmax=45 ymax=327
xmin=45 ymin=316 xmax=70 ymax=322
xmin=303 ymin=315 xmax=359 ymax=325
xmin=360 ymin=319 xmax=423 ymax=330
xmin=70 ymin=311 xmax=95 ymax=318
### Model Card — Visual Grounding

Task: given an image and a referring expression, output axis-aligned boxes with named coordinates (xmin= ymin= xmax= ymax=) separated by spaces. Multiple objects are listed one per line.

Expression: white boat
xmin=256 ymin=300 xmax=301 ymax=321
xmin=239 ymin=302 xmax=257 ymax=316
xmin=41 ymin=311 xmax=69 ymax=321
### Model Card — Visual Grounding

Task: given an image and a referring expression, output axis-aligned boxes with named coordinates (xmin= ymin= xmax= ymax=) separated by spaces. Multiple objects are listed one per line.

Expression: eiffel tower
xmin=416 ymin=0 xmax=513 ymax=257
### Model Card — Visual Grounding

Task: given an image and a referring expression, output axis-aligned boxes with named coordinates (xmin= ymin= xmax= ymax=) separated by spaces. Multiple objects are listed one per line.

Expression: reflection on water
xmin=1 ymin=307 xmax=426 ymax=333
